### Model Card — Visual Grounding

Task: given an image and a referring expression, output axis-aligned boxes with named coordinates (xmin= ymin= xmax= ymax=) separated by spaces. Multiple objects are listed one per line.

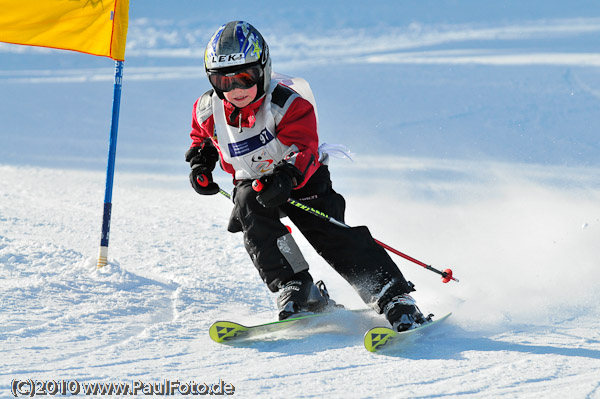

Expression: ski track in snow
xmin=1 ymin=162 xmax=599 ymax=398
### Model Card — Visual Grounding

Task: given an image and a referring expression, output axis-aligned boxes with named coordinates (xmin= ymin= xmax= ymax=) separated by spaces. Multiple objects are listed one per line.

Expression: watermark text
xmin=11 ymin=379 xmax=235 ymax=396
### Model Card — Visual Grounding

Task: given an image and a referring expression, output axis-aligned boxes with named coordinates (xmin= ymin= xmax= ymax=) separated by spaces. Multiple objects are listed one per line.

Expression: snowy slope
xmin=2 ymin=1 xmax=600 ymax=398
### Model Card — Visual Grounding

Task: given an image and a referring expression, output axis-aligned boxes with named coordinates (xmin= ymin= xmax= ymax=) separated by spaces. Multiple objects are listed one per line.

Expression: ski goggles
xmin=207 ymin=65 xmax=263 ymax=92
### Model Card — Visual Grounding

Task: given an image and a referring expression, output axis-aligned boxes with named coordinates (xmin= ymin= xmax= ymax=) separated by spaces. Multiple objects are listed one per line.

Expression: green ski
xmin=364 ymin=312 xmax=452 ymax=352
xmin=209 ymin=313 xmax=326 ymax=343
xmin=209 ymin=308 xmax=370 ymax=343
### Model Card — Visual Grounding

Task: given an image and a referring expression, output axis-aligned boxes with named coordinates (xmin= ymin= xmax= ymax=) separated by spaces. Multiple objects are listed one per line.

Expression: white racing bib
xmin=212 ymin=75 xmax=317 ymax=181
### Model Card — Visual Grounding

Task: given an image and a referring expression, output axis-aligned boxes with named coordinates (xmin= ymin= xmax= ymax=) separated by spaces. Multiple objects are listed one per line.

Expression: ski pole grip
xmin=197 ymin=175 xmax=209 ymax=188
xmin=252 ymin=179 xmax=264 ymax=192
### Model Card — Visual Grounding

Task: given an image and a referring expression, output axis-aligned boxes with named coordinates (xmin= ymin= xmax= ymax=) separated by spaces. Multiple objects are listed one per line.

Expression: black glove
xmin=189 ymin=165 xmax=220 ymax=195
xmin=185 ymin=144 xmax=220 ymax=195
xmin=256 ymin=162 xmax=303 ymax=208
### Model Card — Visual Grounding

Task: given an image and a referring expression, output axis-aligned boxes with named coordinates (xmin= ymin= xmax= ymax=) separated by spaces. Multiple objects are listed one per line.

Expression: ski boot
xmin=383 ymin=293 xmax=427 ymax=332
xmin=277 ymin=272 xmax=339 ymax=320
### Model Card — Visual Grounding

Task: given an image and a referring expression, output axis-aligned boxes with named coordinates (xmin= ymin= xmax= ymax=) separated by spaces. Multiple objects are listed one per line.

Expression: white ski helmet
xmin=204 ymin=21 xmax=271 ymax=101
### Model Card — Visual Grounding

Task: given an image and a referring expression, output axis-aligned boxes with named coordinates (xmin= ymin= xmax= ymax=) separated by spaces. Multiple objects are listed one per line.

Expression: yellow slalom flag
xmin=0 ymin=0 xmax=129 ymax=60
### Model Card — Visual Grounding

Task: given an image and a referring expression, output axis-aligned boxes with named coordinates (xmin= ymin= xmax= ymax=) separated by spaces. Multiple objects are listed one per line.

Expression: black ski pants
xmin=228 ymin=165 xmax=413 ymax=313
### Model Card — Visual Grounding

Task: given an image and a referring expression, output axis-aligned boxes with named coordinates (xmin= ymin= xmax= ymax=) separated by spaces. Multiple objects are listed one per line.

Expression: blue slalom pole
xmin=97 ymin=60 xmax=124 ymax=268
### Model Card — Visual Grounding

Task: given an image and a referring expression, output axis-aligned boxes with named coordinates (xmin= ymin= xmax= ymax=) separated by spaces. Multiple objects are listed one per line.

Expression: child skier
xmin=186 ymin=21 xmax=425 ymax=331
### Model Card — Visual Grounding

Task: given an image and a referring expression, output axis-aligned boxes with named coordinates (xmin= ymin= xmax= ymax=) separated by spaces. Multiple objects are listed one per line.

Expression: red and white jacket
xmin=189 ymin=78 xmax=321 ymax=189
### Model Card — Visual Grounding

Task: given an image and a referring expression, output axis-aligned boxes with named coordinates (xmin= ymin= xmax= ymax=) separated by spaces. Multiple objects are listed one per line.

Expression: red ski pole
xmin=283 ymin=196 xmax=459 ymax=283
xmin=372 ymin=239 xmax=457 ymax=283
xmin=220 ymin=183 xmax=459 ymax=284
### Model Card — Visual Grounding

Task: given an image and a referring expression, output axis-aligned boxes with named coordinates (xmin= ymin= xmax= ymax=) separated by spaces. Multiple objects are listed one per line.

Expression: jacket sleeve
xmin=189 ymin=90 xmax=236 ymax=176
xmin=275 ymin=96 xmax=320 ymax=188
